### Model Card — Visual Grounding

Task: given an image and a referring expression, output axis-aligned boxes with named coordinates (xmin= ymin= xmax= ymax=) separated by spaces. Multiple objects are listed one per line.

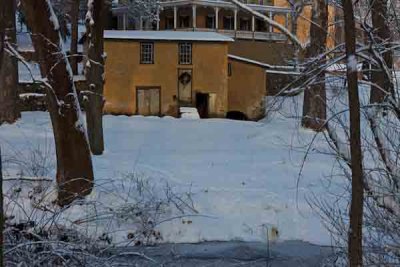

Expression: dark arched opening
xmin=226 ymin=111 xmax=248 ymax=121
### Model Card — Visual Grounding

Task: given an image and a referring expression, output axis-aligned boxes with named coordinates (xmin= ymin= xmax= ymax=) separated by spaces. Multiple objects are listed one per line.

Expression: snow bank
xmin=179 ymin=107 xmax=200 ymax=119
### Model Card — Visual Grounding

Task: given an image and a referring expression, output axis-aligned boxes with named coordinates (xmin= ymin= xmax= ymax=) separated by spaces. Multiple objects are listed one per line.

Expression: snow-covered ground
xmin=0 ymin=96 xmax=340 ymax=247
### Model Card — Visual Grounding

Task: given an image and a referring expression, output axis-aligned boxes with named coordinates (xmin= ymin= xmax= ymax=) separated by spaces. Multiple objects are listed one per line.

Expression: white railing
xmin=176 ymin=28 xmax=217 ymax=32
xmin=254 ymin=31 xmax=286 ymax=41
xmin=217 ymin=29 xmax=236 ymax=38
xmin=173 ymin=28 xmax=287 ymax=41
xmin=236 ymin=30 xmax=254 ymax=39
xmin=195 ymin=28 xmax=218 ymax=32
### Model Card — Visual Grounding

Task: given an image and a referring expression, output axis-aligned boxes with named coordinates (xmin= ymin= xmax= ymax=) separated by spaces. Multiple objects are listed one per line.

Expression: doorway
xmin=178 ymin=69 xmax=193 ymax=104
xmin=196 ymin=93 xmax=209 ymax=118
xmin=136 ymin=87 xmax=160 ymax=116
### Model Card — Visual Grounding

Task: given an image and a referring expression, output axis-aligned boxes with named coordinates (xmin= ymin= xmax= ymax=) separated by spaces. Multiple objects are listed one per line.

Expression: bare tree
xmin=70 ymin=0 xmax=81 ymax=75
xmin=301 ymin=0 xmax=328 ymax=131
xmin=21 ymin=0 xmax=94 ymax=206
xmin=0 ymin=0 xmax=20 ymax=125
xmin=0 ymin=22 xmax=4 ymax=267
xmin=369 ymin=0 xmax=394 ymax=104
xmin=0 ymin=148 xmax=3 ymax=267
xmin=342 ymin=0 xmax=364 ymax=264
xmin=118 ymin=0 xmax=160 ymax=28
xmin=85 ymin=0 xmax=106 ymax=155
xmin=266 ymin=0 xmax=399 ymax=264
xmin=288 ymin=0 xmax=306 ymax=68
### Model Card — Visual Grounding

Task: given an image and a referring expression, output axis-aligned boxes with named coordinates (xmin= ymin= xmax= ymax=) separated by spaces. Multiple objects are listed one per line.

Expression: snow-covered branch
xmin=229 ymin=0 xmax=304 ymax=48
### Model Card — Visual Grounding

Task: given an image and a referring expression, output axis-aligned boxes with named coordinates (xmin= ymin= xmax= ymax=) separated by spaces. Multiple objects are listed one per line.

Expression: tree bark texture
xmin=301 ymin=0 xmax=328 ymax=131
xmin=85 ymin=0 xmax=105 ymax=155
xmin=0 ymin=33 xmax=3 ymax=267
xmin=369 ymin=0 xmax=393 ymax=103
xmin=21 ymin=0 xmax=94 ymax=206
xmin=0 ymin=0 xmax=20 ymax=125
xmin=70 ymin=0 xmax=80 ymax=75
xmin=343 ymin=0 xmax=364 ymax=264
xmin=0 ymin=148 xmax=4 ymax=267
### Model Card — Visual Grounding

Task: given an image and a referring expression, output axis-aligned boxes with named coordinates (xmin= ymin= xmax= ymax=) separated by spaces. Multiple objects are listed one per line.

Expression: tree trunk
xmin=0 ymin=0 xmax=20 ymax=125
xmin=70 ymin=0 xmax=80 ymax=75
xmin=85 ymin=0 xmax=105 ymax=155
xmin=290 ymin=4 xmax=303 ymax=69
xmin=0 ymin=29 xmax=4 ymax=267
xmin=369 ymin=0 xmax=393 ymax=104
xmin=0 ymin=147 xmax=3 ymax=267
xmin=301 ymin=0 xmax=328 ymax=131
xmin=343 ymin=0 xmax=364 ymax=264
xmin=21 ymin=0 xmax=94 ymax=206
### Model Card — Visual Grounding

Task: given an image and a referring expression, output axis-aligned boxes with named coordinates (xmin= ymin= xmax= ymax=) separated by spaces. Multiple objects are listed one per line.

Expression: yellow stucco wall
xmin=228 ymin=59 xmax=266 ymax=120
xmin=296 ymin=5 xmax=311 ymax=45
xmin=273 ymin=0 xmax=336 ymax=49
xmin=228 ymin=40 xmax=294 ymax=65
xmin=327 ymin=5 xmax=336 ymax=49
xmin=103 ymin=39 xmax=229 ymax=117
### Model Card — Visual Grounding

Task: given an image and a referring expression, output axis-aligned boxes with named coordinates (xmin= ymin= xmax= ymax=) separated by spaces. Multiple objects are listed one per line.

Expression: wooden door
xmin=137 ymin=88 xmax=160 ymax=116
xmin=178 ymin=69 xmax=192 ymax=103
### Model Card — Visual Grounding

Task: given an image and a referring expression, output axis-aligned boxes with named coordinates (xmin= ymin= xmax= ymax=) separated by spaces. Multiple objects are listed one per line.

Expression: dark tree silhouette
xmin=85 ymin=0 xmax=106 ymax=155
xmin=21 ymin=0 xmax=94 ymax=206
xmin=343 ymin=0 xmax=364 ymax=264
xmin=301 ymin=0 xmax=328 ymax=131
xmin=0 ymin=0 xmax=20 ymax=125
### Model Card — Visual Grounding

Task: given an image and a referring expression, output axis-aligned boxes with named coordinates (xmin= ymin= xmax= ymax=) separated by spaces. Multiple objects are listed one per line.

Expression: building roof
xmin=228 ymin=54 xmax=302 ymax=74
xmin=228 ymin=54 xmax=275 ymax=68
xmin=228 ymin=54 xmax=296 ymax=69
xmin=104 ymin=30 xmax=234 ymax=42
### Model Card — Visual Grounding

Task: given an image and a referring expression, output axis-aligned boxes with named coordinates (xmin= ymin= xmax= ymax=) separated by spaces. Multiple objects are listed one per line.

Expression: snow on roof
xmin=326 ymin=63 xmax=362 ymax=72
xmin=228 ymin=54 xmax=300 ymax=71
xmin=104 ymin=30 xmax=234 ymax=42
xmin=228 ymin=54 xmax=274 ymax=68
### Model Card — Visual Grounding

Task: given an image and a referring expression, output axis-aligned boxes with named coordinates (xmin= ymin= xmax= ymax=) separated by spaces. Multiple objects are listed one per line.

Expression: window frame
xmin=140 ymin=42 xmax=154 ymax=64
xmin=223 ymin=16 xmax=234 ymax=30
xmin=178 ymin=42 xmax=192 ymax=65
xmin=206 ymin=14 xmax=215 ymax=29
xmin=166 ymin=16 xmax=174 ymax=29
xmin=239 ymin=18 xmax=250 ymax=31
xmin=179 ymin=15 xmax=190 ymax=28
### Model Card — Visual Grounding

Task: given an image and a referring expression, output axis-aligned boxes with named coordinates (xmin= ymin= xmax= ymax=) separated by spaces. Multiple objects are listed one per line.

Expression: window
xmin=256 ymin=19 xmax=266 ymax=32
xmin=166 ymin=16 xmax=174 ymax=29
xmin=239 ymin=18 xmax=250 ymax=31
xmin=179 ymin=16 xmax=190 ymax=28
xmin=223 ymin=16 xmax=234 ymax=30
xmin=206 ymin=15 xmax=215 ymax=29
xmin=179 ymin=43 xmax=192 ymax=65
xmin=140 ymin=42 xmax=154 ymax=64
